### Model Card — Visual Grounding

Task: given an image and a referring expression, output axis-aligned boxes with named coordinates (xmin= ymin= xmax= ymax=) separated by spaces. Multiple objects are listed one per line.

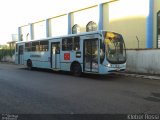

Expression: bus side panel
xmin=60 ymin=51 xmax=73 ymax=71
xmin=24 ymin=51 xmax=51 ymax=69
xmin=60 ymin=41 xmax=83 ymax=72
xmin=36 ymin=52 xmax=50 ymax=69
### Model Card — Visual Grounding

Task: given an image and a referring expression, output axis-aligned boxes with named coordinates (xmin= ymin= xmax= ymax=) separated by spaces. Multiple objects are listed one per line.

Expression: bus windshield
xmin=104 ymin=32 xmax=126 ymax=64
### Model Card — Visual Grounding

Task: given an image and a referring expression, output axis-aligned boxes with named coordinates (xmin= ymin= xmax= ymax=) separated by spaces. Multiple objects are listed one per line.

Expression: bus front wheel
xmin=27 ymin=60 xmax=32 ymax=70
xmin=71 ymin=63 xmax=82 ymax=76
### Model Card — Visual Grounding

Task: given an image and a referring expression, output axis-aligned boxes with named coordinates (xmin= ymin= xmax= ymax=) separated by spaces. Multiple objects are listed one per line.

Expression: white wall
xmin=21 ymin=25 xmax=30 ymax=41
xmin=1 ymin=55 xmax=15 ymax=63
xmin=126 ymin=49 xmax=160 ymax=74
xmin=50 ymin=15 xmax=68 ymax=37
xmin=33 ymin=21 xmax=46 ymax=39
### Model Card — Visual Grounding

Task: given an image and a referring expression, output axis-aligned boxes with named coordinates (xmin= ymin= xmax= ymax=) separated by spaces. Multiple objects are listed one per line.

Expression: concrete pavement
xmin=1 ymin=62 xmax=160 ymax=80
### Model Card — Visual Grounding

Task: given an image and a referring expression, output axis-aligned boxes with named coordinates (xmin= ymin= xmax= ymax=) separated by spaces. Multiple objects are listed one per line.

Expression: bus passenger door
xmin=18 ymin=45 xmax=24 ymax=64
xmin=84 ymin=39 xmax=99 ymax=72
xmin=51 ymin=42 xmax=60 ymax=69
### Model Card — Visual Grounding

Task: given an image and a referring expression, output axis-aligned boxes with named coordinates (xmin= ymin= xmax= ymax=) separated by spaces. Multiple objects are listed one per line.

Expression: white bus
xmin=15 ymin=31 xmax=126 ymax=76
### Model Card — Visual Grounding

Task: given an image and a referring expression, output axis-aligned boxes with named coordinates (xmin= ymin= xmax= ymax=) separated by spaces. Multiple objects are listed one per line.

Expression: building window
xmin=20 ymin=34 xmax=23 ymax=41
xmin=72 ymin=24 xmax=80 ymax=34
xmin=86 ymin=21 xmax=97 ymax=32
xmin=158 ymin=11 xmax=160 ymax=48
xmin=26 ymin=33 xmax=30 ymax=41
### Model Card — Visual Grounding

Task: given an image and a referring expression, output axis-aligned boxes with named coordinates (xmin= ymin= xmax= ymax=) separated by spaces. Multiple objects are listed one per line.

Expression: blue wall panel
xmin=46 ymin=19 xmax=49 ymax=37
xmin=146 ymin=0 xmax=153 ymax=48
xmin=98 ymin=3 xmax=103 ymax=30
xmin=67 ymin=13 xmax=71 ymax=34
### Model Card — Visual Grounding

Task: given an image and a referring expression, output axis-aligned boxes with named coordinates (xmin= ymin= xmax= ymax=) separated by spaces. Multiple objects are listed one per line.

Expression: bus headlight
xmin=107 ymin=63 xmax=111 ymax=67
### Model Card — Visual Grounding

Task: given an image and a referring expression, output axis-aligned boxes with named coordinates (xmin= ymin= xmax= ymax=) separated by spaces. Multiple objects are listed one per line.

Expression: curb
xmin=115 ymin=73 xmax=160 ymax=80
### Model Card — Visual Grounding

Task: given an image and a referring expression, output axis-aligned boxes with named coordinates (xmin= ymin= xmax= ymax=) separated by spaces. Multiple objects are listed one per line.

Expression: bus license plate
xmin=115 ymin=64 xmax=119 ymax=68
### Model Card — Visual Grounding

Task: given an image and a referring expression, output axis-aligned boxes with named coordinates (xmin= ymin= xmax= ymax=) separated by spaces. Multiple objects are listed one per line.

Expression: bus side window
xmin=67 ymin=38 xmax=72 ymax=50
xmin=73 ymin=37 xmax=80 ymax=51
xmin=62 ymin=38 xmax=72 ymax=51
xmin=40 ymin=40 xmax=48 ymax=51
xmin=25 ymin=42 xmax=31 ymax=52
xmin=62 ymin=39 xmax=67 ymax=51
xmin=62 ymin=37 xmax=79 ymax=51
xmin=32 ymin=41 xmax=39 ymax=51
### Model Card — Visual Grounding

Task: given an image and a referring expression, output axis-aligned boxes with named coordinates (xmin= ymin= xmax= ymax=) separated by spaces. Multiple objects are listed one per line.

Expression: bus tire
xmin=71 ymin=62 xmax=82 ymax=76
xmin=27 ymin=59 xmax=32 ymax=70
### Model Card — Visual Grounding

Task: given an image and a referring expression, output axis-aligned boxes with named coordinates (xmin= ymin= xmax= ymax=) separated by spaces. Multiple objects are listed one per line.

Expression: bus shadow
xmin=19 ymin=67 xmax=62 ymax=74
xmin=19 ymin=67 xmax=122 ymax=81
xmin=19 ymin=67 xmax=72 ymax=76
xmin=81 ymin=73 xmax=122 ymax=81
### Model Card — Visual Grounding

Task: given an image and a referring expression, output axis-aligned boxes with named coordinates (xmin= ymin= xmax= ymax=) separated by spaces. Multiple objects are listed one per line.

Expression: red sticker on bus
xmin=64 ymin=53 xmax=70 ymax=60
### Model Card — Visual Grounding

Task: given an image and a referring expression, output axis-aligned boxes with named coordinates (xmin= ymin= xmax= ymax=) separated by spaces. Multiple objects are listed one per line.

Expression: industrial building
xmin=18 ymin=0 xmax=160 ymax=49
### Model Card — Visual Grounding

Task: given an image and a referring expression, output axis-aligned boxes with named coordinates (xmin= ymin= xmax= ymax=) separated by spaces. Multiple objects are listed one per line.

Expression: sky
xmin=0 ymin=0 xmax=107 ymax=44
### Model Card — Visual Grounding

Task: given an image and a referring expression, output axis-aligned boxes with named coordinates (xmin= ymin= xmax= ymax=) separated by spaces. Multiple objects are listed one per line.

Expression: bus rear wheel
xmin=27 ymin=60 xmax=32 ymax=70
xmin=71 ymin=63 xmax=82 ymax=76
